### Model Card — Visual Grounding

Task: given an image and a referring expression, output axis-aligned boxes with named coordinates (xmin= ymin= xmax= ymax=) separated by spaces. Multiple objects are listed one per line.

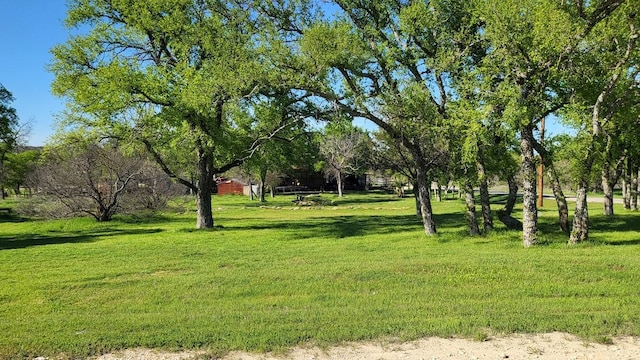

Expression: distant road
xmin=558 ymin=195 xmax=623 ymax=204
xmin=487 ymin=190 xmax=624 ymax=204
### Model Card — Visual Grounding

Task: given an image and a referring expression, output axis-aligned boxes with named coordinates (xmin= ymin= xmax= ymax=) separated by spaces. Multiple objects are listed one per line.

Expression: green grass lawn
xmin=1 ymin=192 xmax=639 ymax=359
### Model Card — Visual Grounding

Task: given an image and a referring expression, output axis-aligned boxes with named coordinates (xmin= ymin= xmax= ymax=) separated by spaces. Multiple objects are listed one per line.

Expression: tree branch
xmin=141 ymin=138 xmax=197 ymax=192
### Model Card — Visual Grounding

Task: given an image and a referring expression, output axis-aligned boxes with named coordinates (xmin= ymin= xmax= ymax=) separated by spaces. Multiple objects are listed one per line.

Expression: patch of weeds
xmin=473 ymin=330 xmax=490 ymax=342
xmin=596 ymin=335 xmax=614 ymax=345
xmin=527 ymin=346 xmax=543 ymax=355
xmin=189 ymin=350 xmax=228 ymax=359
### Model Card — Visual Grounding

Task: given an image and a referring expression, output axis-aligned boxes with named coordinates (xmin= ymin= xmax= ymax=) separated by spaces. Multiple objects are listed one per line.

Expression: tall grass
xmin=1 ymin=193 xmax=639 ymax=359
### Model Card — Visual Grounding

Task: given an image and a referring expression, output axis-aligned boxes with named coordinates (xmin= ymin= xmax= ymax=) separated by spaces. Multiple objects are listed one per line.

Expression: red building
xmin=216 ymin=178 xmax=245 ymax=196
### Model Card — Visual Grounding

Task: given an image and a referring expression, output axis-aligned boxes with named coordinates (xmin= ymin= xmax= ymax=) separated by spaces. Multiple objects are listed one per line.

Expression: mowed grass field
xmin=1 ymin=192 xmax=640 ymax=359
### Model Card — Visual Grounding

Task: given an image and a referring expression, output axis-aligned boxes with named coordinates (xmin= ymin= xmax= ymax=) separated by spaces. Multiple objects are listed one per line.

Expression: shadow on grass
xmin=531 ymin=210 xmax=640 ymax=246
xmin=0 ymin=228 xmax=163 ymax=251
xmin=330 ymin=196 xmax=404 ymax=206
xmin=221 ymin=212 xmax=466 ymax=240
xmin=0 ymin=212 xmax=29 ymax=223
xmin=591 ymin=214 xmax=640 ymax=232
xmin=605 ymin=239 xmax=640 ymax=246
xmin=238 ymin=195 xmax=404 ymax=208
xmin=590 ymin=213 xmax=640 ymax=246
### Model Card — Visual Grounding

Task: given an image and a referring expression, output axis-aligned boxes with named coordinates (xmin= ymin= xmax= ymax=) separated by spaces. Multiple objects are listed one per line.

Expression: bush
xmin=27 ymin=143 xmax=184 ymax=221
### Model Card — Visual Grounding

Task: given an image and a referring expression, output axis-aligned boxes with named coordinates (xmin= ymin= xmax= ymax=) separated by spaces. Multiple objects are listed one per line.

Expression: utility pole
xmin=537 ymin=117 xmax=545 ymax=207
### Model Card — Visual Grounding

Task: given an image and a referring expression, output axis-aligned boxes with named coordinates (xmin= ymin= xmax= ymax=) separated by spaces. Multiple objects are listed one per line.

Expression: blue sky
xmin=0 ymin=1 xmax=69 ymax=146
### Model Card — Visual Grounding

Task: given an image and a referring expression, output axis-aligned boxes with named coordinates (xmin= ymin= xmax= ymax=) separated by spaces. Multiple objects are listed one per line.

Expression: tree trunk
xmin=259 ymin=169 xmax=267 ymax=203
xmin=416 ymin=166 xmax=436 ymax=235
xmin=600 ymin=133 xmax=621 ymax=216
xmin=0 ymin=153 xmax=5 ymax=200
xmin=547 ymin=165 xmax=569 ymax=233
xmin=337 ymin=172 xmax=344 ymax=197
xmin=435 ymin=181 xmax=442 ymax=202
xmin=477 ymin=160 xmax=493 ymax=233
xmin=412 ymin=182 xmax=422 ymax=217
xmin=569 ymin=183 xmax=589 ymax=244
xmin=632 ymin=168 xmax=638 ymax=211
xmin=464 ymin=182 xmax=480 ymax=236
xmin=497 ymin=174 xmax=522 ymax=230
xmin=601 ymin=171 xmax=614 ymax=216
xmin=570 ymin=139 xmax=597 ymax=244
xmin=520 ymin=125 xmax=538 ymax=247
xmin=195 ymin=149 xmax=214 ymax=229
xmin=623 ymin=158 xmax=631 ymax=210
xmin=270 ymin=186 xmax=275 ymax=198
xmin=259 ymin=180 xmax=266 ymax=202
xmin=98 ymin=207 xmax=115 ymax=222
xmin=504 ymin=175 xmax=518 ymax=217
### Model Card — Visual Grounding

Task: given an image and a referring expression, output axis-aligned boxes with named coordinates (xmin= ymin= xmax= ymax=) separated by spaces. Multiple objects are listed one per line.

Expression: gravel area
xmin=93 ymin=332 xmax=640 ymax=360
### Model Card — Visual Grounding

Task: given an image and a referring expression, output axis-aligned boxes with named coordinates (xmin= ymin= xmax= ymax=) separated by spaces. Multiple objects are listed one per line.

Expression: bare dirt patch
xmin=94 ymin=332 xmax=640 ymax=360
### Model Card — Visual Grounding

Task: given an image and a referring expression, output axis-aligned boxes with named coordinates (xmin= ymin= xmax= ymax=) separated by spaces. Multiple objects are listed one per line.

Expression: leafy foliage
xmin=50 ymin=0 xmax=312 ymax=228
xmin=4 ymin=149 xmax=40 ymax=196
xmin=0 ymin=84 xmax=20 ymax=198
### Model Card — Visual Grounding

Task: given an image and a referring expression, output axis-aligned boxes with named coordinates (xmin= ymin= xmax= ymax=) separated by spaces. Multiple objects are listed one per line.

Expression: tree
xmin=597 ymin=67 xmax=640 ymax=216
xmin=622 ymin=156 xmax=637 ymax=210
xmin=4 ymin=149 xmax=41 ymax=197
xmin=50 ymin=0 xmax=306 ymax=228
xmin=369 ymin=130 xmax=425 ymax=217
xmin=35 ymin=140 xmax=144 ymax=222
xmin=0 ymin=84 xmax=19 ymax=199
xmin=317 ymin=121 xmax=367 ymax=198
xmin=622 ymin=145 xmax=639 ymax=211
xmin=287 ymin=0 xmax=480 ymax=235
xmin=450 ymin=91 xmax=497 ymax=236
xmin=123 ymin=160 xmax=186 ymax=211
xmin=544 ymin=147 xmax=571 ymax=234
xmin=240 ymin=97 xmax=316 ymax=202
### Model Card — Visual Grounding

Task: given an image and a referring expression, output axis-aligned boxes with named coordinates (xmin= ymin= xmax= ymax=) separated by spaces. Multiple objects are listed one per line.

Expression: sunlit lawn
xmin=1 ymin=192 xmax=639 ymax=359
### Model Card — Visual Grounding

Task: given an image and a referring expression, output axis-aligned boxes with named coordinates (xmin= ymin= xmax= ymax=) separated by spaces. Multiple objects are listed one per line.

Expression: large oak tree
xmin=51 ymin=0 xmax=306 ymax=228
xmin=288 ymin=0 xmax=480 ymax=235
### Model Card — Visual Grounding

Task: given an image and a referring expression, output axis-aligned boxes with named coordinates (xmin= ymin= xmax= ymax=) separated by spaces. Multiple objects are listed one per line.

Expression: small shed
xmin=216 ymin=178 xmax=245 ymax=196
xmin=216 ymin=178 xmax=258 ymax=197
